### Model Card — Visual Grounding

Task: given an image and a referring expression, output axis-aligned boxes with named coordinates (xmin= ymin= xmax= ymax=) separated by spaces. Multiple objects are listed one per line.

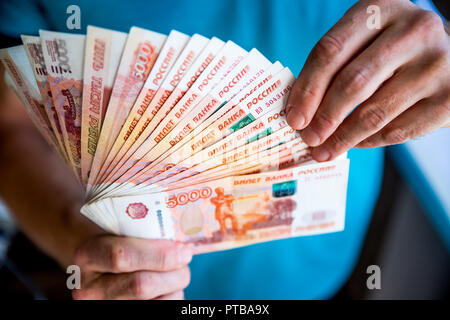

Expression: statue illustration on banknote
xmin=211 ymin=187 xmax=239 ymax=236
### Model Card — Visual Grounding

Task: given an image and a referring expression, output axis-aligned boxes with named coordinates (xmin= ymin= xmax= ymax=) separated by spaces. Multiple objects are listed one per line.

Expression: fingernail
xmin=312 ymin=147 xmax=331 ymax=162
xmin=178 ymin=245 xmax=193 ymax=264
xmin=300 ymin=127 xmax=321 ymax=146
xmin=286 ymin=107 xmax=305 ymax=129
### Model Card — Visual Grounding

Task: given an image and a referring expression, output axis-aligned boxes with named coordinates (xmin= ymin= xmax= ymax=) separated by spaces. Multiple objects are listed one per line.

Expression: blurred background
xmin=0 ymin=0 xmax=449 ymax=300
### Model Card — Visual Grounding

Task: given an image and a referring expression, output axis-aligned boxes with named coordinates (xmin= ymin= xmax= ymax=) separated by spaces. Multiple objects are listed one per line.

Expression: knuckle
xmin=311 ymin=34 xmax=344 ymax=65
xmin=328 ymin=131 xmax=351 ymax=153
xmin=383 ymin=127 xmax=410 ymax=145
xmin=419 ymin=11 xmax=443 ymax=34
xmin=153 ymin=245 xmax=172 ymax=271
xmin=414 ymin=11 xmax=445 ymax=44
xmin=358 ymin=106 xmax=387 ymax=131
xmin=315 ymin=111 xmax=338 ymax=133
xmin=337 ymin=66 xmax=372 ymax=97
xmin=296 ymin=82 xmax=320 ymax=102
xmin=129 ymin=273 xmax=152 ymax=299
xmin=108 ymin=244 xmax=129 ymax=272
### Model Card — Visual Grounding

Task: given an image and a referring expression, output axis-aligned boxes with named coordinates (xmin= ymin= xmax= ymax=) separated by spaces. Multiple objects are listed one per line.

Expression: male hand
xmin=72 ymin=236 xmax=192 ymax=300
xmin=286 ymin=0 xmax=450 ymax=161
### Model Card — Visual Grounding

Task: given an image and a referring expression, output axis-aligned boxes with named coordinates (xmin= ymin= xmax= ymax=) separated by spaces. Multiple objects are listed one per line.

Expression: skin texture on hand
xmin=1 ymin=0 xmax=448 ymax=300
xmin=72 ymin=237 xmax=192 ymax=300
xmin=286 ymin=0 xmax=450 ymax=162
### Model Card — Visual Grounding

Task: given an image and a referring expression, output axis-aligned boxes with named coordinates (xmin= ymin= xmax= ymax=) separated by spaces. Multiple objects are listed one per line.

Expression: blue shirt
xmin=0 ymin=0 xmax=384 ymax=299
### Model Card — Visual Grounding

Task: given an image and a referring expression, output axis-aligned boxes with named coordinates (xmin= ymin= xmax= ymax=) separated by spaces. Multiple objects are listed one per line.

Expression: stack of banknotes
xmin=0 ymin=26 xmax=350 ymax=253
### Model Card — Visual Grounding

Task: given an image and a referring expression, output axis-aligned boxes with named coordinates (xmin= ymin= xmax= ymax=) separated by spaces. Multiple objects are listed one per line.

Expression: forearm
xmin=0 ymin=67 xmax=102 ymax=267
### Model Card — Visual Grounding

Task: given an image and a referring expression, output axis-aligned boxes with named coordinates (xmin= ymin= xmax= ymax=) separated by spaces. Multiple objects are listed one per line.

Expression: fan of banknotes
xmin=0 ymin=26 xmax=350 ymax=253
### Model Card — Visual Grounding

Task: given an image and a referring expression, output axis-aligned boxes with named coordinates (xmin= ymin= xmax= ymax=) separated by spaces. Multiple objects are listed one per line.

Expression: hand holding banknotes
xmin=286 ymin=0 xmax=450 ymax=161
xmin=0 ymin=0 xmax=449 ymax=302
xmin=72 ymin=236 xmax=192 ymax=300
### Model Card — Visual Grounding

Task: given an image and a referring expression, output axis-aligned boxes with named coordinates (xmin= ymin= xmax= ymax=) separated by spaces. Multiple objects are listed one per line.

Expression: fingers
xmin=310 ymin=51 xmax=446 ymax=161
xmin=72 ymin=236 xmax=193 ymax=300
xmin=155 ymin=290 xmax=185 ymax=300
xmin=285 ymin=0 xmax=406 ymax=130
xmin=73 ymin=267 xmax=190 ymax=300
xmin=299 ymin=18 xmax=429 ymax=147
xmin=74 ymin=236 xmax=193 ymax=274
xmin=356 ymin=92 xmax=450 ymax=148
